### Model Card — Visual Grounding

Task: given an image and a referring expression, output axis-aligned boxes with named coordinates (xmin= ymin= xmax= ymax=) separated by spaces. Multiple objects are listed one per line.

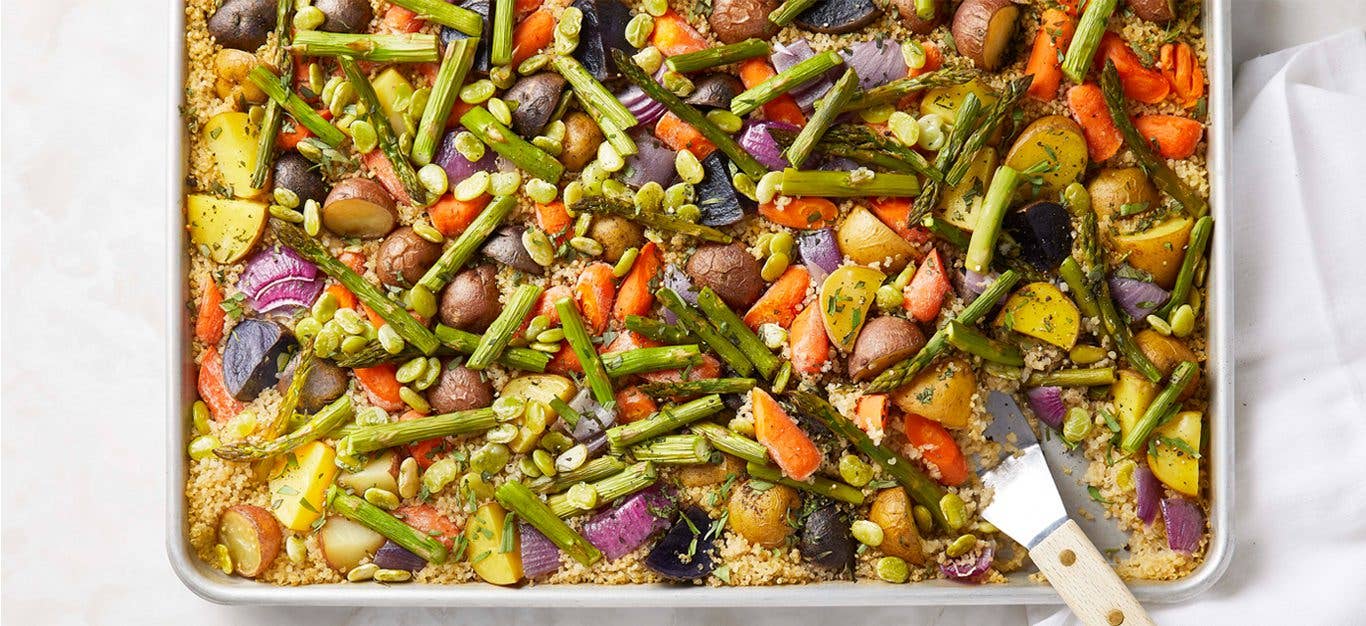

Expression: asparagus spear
xmin=329 ymin=325 xmax=551 ymax=371
xmin=1061 ymin=0 xmax=1120 ymax=83
xmin=867 ymin=270 xmax=1022 ymax=392
xmin=546 ymin=462 xmax=657 ymax=517
xmin=777 ymin=169 xmax=922 ymax=198
xmin=1076 ymin=207 xmax=1164 ymax=382
xmin=337 ymin=408 xmax=497 ymax=455
xmin=1120 ymin=361 xmax=1198 ymax=453
xmin=690 ymin=422 xmax=769 ymax=464
xmin=605 ymin=395 xmax=726 ymax=449
xmin=530 ymin=456 xmax=627 ymax=494
xmin=247 ymin=66 xmax=346 ymax=148
xmin=945 ymin=76 xmax=1031 ymax=187
xmin=787 ymin=68 xmax=860 ymax=168
xmin=489 ymin=0 xmax=514 ymax=66
xmin=585 ymin=111 xmax=639 ymax=158
xmin=1100 ymin=62 xmax=1209 ymax=216
xmin=841 ymin=67 xmax=975 ymax=112
xmin=769 ymin=124 xmax=942 ymax=181
xmin=1031 ymin=367 xmax=1117 ymax=387
xmin=666 ymin=39 xmax=772 ymax=73
xmin=790 ymin=391 xmax=947 ymax=527
xmin=921 ymin=215 xmax=971 ymax=249
xmin=655 ymin=288 xmax=754 ymax=377
xmin=639 ymin=378 xmax=757 ymax=398
xmin=770 ymin=361 xmax=792 ymax=394
xmin=549 ymin=55 xmax=636 ymax=132
xmin=262 ymin=343 xmax=315 ymax=439
xmin=768 ymin=0 xmax=819 ymax=26
xmin=624 ymin=315 xmax=697 ymax=344
xmin=907 ymin=92 xmax=983 ymax=223
xmin=328 ymin=487 xmax=448 ymax=563
xmin=214 ymin=395 xmax=352 ymax=461
xmin=389 ymin=0 xmax=483 ymax=35
xmin=695 ymin=288 xmax=780 ymax=379
xmin=745 ymin=462 xmax=865 ymax=505
xmin=602 ymin=345 xmax=702 ymax=378
xmin=339 ymin=57 xmax=429 ymax=205
xmin=249 ymin=0 xmax=295 ymax=188
xmin=1058 ymin=257 xmax=1101 ymax=318
xmin=630 ymin=434 xmax=713 ymax=465
xmin=1154 ymin=216 xmax=1213 ymax=319
xmin=965 ymin=165 xmax=1023 ymax=273
xmin=495 ymin=480 xmax=602 ymax=565
xmin=548 ymin=398 xmax=581 ymax=428
xmin=274 ymin=222 xmax=441 ymax=355
xmin=731 ymin=51 xmax=843 ymax=117
xmin=412 ymin=38 xmax=477 ymax=166
xmin=460 ymin=106 xmax=565 ymax=182
xmin=466 ymin=284 xmax=541 ymax=370
xmin=612 ymin=49 xmax=766 ymax=178
xmin=570 ymin=197 xmax=732 ymax=243
xmin=555 ymin=297 xmax=615 ymax=405
xmin=946 ymin=320 xmax=1024 ymax=366
xmin=292 ymin=30 xmax=440 ymax=62
xmin=417 ymin=194 xmax=516 ymax=292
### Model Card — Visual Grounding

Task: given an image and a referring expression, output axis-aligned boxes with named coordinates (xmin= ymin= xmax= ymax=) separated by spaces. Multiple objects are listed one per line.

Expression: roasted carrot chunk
xmin=759 ymin=197 xmax=839 ymax=229
xmin=198 ymin=346 xmax=244 ymax=423
xmin=194 ymin=281 xmax=226 ymax=345
xmin=575 ymin=263 xmax=617 ymax=335
xmin=613 ymin=242 xmax=662 ymax=322
xmin=1067 ymin=83 xmax=1123 ymax=162
xmin=752 ymin=388 xmax=821 ymax=481
xmin=789 ymin=305 xmax=829 ymax=375
xmin=744 ymin=265 xmax=810 ymax=330
xmin=1134 ymin=115 xmax=1204 ymax=159
xmin=903 ymin=413 xmax=969 ymax=486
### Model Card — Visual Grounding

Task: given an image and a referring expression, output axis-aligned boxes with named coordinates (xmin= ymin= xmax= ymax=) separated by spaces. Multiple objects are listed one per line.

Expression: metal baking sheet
xmin=166 ymin=0 xmax=1234 ymax=605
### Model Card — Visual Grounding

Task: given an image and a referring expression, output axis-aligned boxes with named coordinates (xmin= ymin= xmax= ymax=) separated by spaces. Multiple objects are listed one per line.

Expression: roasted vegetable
xmin=439 ymin=265 xmax=502 ymax=333
xmin=207 ymin=0 xmax=276 ymax=50
xmin=800 ymin=505 xmax=855 ymax=569
xmin=336 ymin=450 xmax=400 ymax=495
xmin=795 ymin=0 xmax=880 ymax=34
xmin=322 ymin=178 xmax=398 ymax=239
xmin=1004 ymin=115 xmax=1089 ymax=198
xmin=504 ymin=73 xmax=567 ymax=137
xmin=836 ymin=206 xmax=917 ymax=273
xmin=276 ymin=354 xmax=348 ymax=412
xmin=686 ymin=243 xmax=763 ymax=310
xmin=848 ymin=317 xmax=927 ymax=382
xmin=645 ymin=507 xmax=718 ymax=580
xmin=1112 ymin=217 xmax=1194 ymax=288
xmin=1003 ymin=200 xmax=1074 ymax=270
xmin=1147 ymin=410 xmax=1201 ymax=496
xmin=426 ymin=363 xmax=494 ymax=414
xmin=994 ymin=282 xmax=1081 ymax=349
xmin=218 ymin=504 xmax=283 ymax=578
xmin=481 ymin=225 xmax=545 ymax=275
xmin=1088 ymin=167 xmax=1160 ymax=227
xmin=187 ymin=194 xmax=268 ymax=264
xmin=728 ymin=481 xmax=800 ymax=548
xmin=318 ymin=515 xmax=386 ymax=571
xmin=223 ymin=318 xmax=295 ymax=401
xmin=867 ymin=487 xmax=926 ymax=565
xmin=890 ymin=356 xmax=976 ymax=429
xmin=710 ymin=0 xmax=780 ymax=43
xmin=951 ymin=0 xmax=1021 ymax=71
xmin=267 ymin=440 xmax=338 ymax=531
xmin=376 ymin=227 xmax=443 ymax=289
xmin=818 ymin=265 xmax=885 ymax=352
xmin=466 ymin=502 xmax=523 ymax=585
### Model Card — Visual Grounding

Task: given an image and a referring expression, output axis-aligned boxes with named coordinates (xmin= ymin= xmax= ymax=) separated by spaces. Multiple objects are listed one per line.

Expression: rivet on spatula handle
xmin=1029 ymin=519 xmax=1155 ymax=626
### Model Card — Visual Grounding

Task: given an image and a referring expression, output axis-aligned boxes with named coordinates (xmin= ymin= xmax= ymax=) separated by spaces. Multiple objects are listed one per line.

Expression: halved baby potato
xmin=1112 ymin=216 xmax=1194 ymax=288
xmin=187 ymin=194 xmax=268 ymax=264
xmin=317 ymin=515 xmax=386 ymax=571
xmin=837 ymin=206 xmax=917 ymax=272
xmin=204 ymin=111 xmax=265 ymax=199
xmin=951 ymin=0 xmax=1022 ymax=71
xmin=322 ymin=178 xmax=399 ymax=239
xmin=466 ymin=502 xmax=523 ymax=585
xmin=936 ymin=146 xmax=997 ymax=231
xmin=499 ymin=374 xmax=577 ymax=452
xmin=1111 ymin=369 xmax=1158 ymax=438
xmin=218 ymin=504 xmax=283 ymax=578
xmin=994 ymin=282 xmax=1081 ymax=349
xmin=891 ymin=356 xmax=976 ymax=429
xmin=819 ymin=265 xmax=886 ymax=352
xmin=920 ymin=79 xmax=1000 ymax=125
xmin=336 ymin=450 xmax=400 ymax=495
xmin=267 ymin=440 xmax=339 ymax=531
xmin=1147 ymin=410 xmax=1201 ymax=496
xmin=1005 ymin=115 xmax=1089 ymax=198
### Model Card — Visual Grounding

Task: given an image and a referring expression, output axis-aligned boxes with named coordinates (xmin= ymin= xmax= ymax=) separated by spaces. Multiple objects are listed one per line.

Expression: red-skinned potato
xmin=322 ymin=178 xmax=398 ymax=239
xmin=218 ymin=504 xmax=283 ymax=578
xmin=317 ymin=515 xmax=386 ymax=571
xmin=891 ymin=0 xmax=945 ymax=34
xmin=375 ymin=226 xmax=443 ymax=288
xmin=1126 ymin=0 xmax=1176 ymax=22
xmin=952 ymin=0 xmax=1023 ymax=71
xmin=848 ymin=317 xmax=927 ymax=381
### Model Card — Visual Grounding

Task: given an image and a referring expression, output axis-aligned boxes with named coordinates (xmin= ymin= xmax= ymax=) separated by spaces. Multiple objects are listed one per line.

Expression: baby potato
xmin=677 ymin=453 xmax=745 ymax=488
xmin=1134 ymin=330 xmax=1201 ymax=399
xmin=1147 ymin=410 xmax=1202 ymax=496
xmin=1112 ymin=216 xmax=1194 ymax=288
xmin=727 ymin=481 xmax=800 ymax=548
xmin=204 ymin=111 xmax=266 ymax=199
xmin=218 ymin=504 xmax=283 ymax=578
xmin=936 ymin=147 xmax=997 ymax=231
xmin=891 ymin=356 xmax=976 ymax=429
xmin=1005 ymin=115 xmax=1089 ymax=198
xmin=1088 ymin=167 xmax=1160 ymax=228
xmin=819 ymin=265 xmax=886 ymax=352
xmin=993 ymin=282 xmax=1081 ymax=350
xmin=186 ymin=194 xmax=267 ymax=264
xmin=837 ymin=206 xmax=917 ymax=273
xmin=589 ymin=215 xmax=645 ymax=263
xmin=921 ymin=80 xmax=1000 ymax=125
xmin=867 ymin=488 xmax=926 ymax=565
xmin=317 ymin=515 xmax=385 ymax=571
xmin=466 ymin=502 xmax=523 ymax=585
xmin=1111 ymin=369 xmax=1159 ymax=438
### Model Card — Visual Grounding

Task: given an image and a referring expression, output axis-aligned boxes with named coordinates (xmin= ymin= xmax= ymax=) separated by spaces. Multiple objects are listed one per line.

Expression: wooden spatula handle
xmin=1029 ymin=519 xmax=1155 ymax=626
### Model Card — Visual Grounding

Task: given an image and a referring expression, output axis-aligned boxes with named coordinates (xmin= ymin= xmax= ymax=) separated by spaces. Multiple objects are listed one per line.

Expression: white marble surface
xmin=3 ymin=2 xmax=1364 ymax=624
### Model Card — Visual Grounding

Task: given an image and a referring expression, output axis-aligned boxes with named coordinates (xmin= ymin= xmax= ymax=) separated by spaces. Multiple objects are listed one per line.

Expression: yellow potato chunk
xmin=891 ymin=357 xmax=977 ymax=429
xmin=994 ymin=282 xmax=1081 ymax=349
xmin=818 ymin=265 xmax=886 ymax=352
xmin=1147 ymin=410 xmax=1202 ymax=496
xmin=268 ymin=441 xmax=339 ymax=531
xmin=466 ymin=502 xmax=523 ymax=585
xmin=1112 ymin=216 xmax=1194 ymax=289
xmin=203 ymin=111 xmax=265 ymax=199
xmin=186 ymin=194 xmax=267 ymax=264
xmin=1111 ymin=369 xmax=1159 ymax=438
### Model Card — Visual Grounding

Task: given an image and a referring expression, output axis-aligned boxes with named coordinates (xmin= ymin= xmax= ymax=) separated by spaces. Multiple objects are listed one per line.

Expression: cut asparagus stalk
xmin=214 ymin=395 xmax=352 ymax=461
xmin=1061 ymin=0 xmax=1120 ymax=83
xmin=655 ymin=288 xmax=754 ymax=377
xmin=434 ymin=325 xmax=551 ymax=371
xmin=768 ymin=0 xmax=819 ymax=26
xmin=629 ymin=434 xmax=713 ymax=465
xmin=946 ymin=320 xmax=1024 ymax=366
xmin=495 ymin=480 xmax=602 ymax=566
xmin=745 ymin=462 xmax=865 ymax=505
xmin=769 ymin=124 xmax=941 ymax=181
xmin=412 ymin=38 xmax=478 ymax=166
xmin=965 ymin=165 xmax=1022 ymax=273
xmin=778 ymin=169 xmax=922 ymax=198
xmin=1101 ymin=63 xmax=1209 ymax=215
xmin=274 ymin=222 xmax=441 ymax=354
xmin=665 ymin=38 xmax=772 ymax=73
xmin=467 ymin=284 xmax=542 ymax=370
xmin=770 ymin=360 xmax=792 ymax=394
xmin=570 ymin=196 xmax=732 ymax=243
xmin=1154 ymin=216 xmax=1213 ymax=318
xmin=337 ymin=408 xmax=497 ymax=455
xmin=546 ymin=462 xmax=657 ymax=517
xmin=555 ymin=297 xmax=614 ymax=405
xmin=328 ymin=487 xmax=449 ymax=563
xmin=612 ymin=48 xmax=766 ymax=178
xmin=548 ymin=398 xmax=581 ymax=428
xmin=1058 ymin=257 xmax=1101 ymax=318
xmin=263 ymin=343 xmax=315 ymax=439
xmin=1120 ymin=361 xmax=1198 ymax=453
xmin=417 ymin=194 xmax=516 ymax=292
xmin=790 ymin=391 xmax=945 ymax=526
xmin=249 ymin=0 xmax=296 ymax=188
xmin=247 ymin=66 xmax=346 ymax=147
xmin=602 ymin=345 xmax=703 ymax=378
xmin=867 ymin=270 xmax=1022 ymax=392
xmin=389 ymin=0 xmax=484 ymax=35
xmin=908 ymin=91 xmax=983 ymax=222
xmin=945 ymin=76 xmax=1031 ymax=187
xmin=590 ymin=114 xmax=639 ymax=158
xmin=786 ymin=68 xmax=859 ymax=168
xmin=605 ymin=395 xmax=726 ymax=449
xmin=730 ymin=51 xmax=842 ymax=117
xmin=921 ymin=215 xmax=972 ymax=249
xmin=339 ymin=57 xmax=429 ymax=205
xmin=841 ymin=68 xmax=974 ymax=112
xmin=691 ymin=422 xmax=768 ymax=464
xmin=1076 ymin=208 xmax=1163 ymax=382
xmin=292 ymin=30 xmax=440 ymax=62
xmin=490 ymin=0 xmax=514 ymax=66
xmin=639 ymin=378 xmax=757 ymax=398
xmin=695 ymin=288 xmax=779 ymax=379
xmin=549 ymin=55 xmax=636 ymax=132
xmin=530 ymin=456 xmax=627 ymax=494
xmin=460 ymin=106 xmax=565 ymax=182
xmin=625 ymin=316 xmax=697 ymax=344
xmin=1030 ymin=367 xmax=1117 ymax=387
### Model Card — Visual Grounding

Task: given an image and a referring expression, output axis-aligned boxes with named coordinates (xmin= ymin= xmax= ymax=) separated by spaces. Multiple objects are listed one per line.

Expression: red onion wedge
xmin=739 ymin=121 xmax=796 ymax=171
xmin=771 ymin=39 xmax=835 ymax=112
xmin=940 ymin=542 xmax=995 ymax=583
xmin=961 ymin=269 xmax=996 ymax=299
xmin=372 ymin=540 xmax=427 ymax=571
xmin=798 ymin=228 xmax=841 ymax=280
xmin=1135 ymin=464 xmax=1162 ymax=524
xmin=519 ymin=522 xmax=562 ymax=578
xmin=582 ymin=485 xmax=677 ymax=560
xmin=238 ymin=247 xmax=323 ymax=313
xmin=658 ymin=264 xmax=697 ymax=324
xmin=1108 ymin=276 xmax=1170 ymax=320
xmin=617 ymin=84 xmax=666 ymax=128
xmin=1025 ymin=386 xmax=1066 ymax=430
xmin=622 ymin=128 xmax=678 ymax=189
xmin=1161 ymin=497 xmax=1204 ymax=553
xmin=250 ymin=276 xmax=325 ymax=314
xmin=840 ymin=39 xmax=908 ymax=90
xmin=567 ymin=388 xmax=618 ymax=446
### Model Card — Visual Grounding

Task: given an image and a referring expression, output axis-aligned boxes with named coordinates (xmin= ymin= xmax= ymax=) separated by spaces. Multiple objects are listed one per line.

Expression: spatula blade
xmin=980 ymin=391 xmax=1067 ymax=550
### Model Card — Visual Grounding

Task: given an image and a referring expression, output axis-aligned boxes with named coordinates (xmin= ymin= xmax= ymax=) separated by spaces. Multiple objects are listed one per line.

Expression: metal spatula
xmin=980 ymin=391 xmax=1154 ymax=626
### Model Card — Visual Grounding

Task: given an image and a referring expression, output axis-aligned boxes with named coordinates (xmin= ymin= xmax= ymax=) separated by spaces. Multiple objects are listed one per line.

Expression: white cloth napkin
xmin=1031 ymin=29 xmax=1366 ymax=626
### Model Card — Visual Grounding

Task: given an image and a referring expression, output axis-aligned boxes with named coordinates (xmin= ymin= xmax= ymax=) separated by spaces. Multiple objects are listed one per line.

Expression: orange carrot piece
xmin=869 ymin=197 xmax=933 ymax=245
xmin=398 ymin=410 xmax=449 ymax=469
xmin=547 ymin=344 xmax=583 ymax=375
xmin=751 ymin=388 xmax=821 ymax=480
xmin=1133 ymin=115 xmax=1204 ymax=159
xmin=337 ymin=250 xmax=367 ymax=274
xmin=428 ymin=193 xmax=491 ymax=237
xmin=654 ymin=112 xmax=717 ymax=159
xmin=789 ymin=305 xmax=829 ymax=375
xmin=743 ymin=265 xmax=810 ymax=330
xmin=1160 ymin=42 xmax=1206 ymax=109
xmin=575 ymin=263 xmax=617 ymax=335
xmin=650 ymin=10 xmax=708 ymax=56
xmin=738 ymin=59 xmax=807 ymax=125
xmin=534 ymin=200 xmax=573 ymax=243
xmin=511 ymin=10 xmax=556 ymax=66
xmin=1024 ymin=9 xmax=1077 ymax=101
xmin=615 ymin=386 xmax=658 ymax=423
xmin=325 ymin=284 xmax=358 ymax=310
xmin=515 ymin=0 xmax=543 ymax=17
xmin=393 ymin=504 xmax=463 ymax=548
xmin=1067 ymin=83 xmax=1123 ymax=162
xmin=1056 ymin=0 xmax=1080 ymax=16
xmin=362 ymin=150 xmax=415 ymax=206
xmin=854 ymin=394 xmax=889 ymax=434
xmin=613 ymin=241 xmax=662 ymax=322
xmin=639 ymin=354 xmax=721 ymax=384
xmin=759 ymin=197 xmax=839 ymax=229
xmin=529 ymin=285 xmax=572 ymax=331
xmin=194 ymin=281 xmax=226 ymax=345
xmin=383 ymin=5 xmax=425 ymax=32
xmin=903 ymin=413 xmax=969 ymax=486
xmin=446 ymin=100 xmax=476 ymax=130
xmin=1098 ymin=33 xmax=1170 ymax=104
xmin=354 ymin=364 xmax=407 ymax=412
xmin=903 ymin=248 xmax=950 ymax=323
xmin=198 ymin=346 xmax=244 ymax=423
xmin=907 ymin=42 xmax=943 ymax=78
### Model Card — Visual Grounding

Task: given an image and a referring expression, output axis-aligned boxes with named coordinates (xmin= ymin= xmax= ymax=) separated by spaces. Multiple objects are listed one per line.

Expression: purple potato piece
xmin=223 ymin=319 xmax=296 ymax=401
